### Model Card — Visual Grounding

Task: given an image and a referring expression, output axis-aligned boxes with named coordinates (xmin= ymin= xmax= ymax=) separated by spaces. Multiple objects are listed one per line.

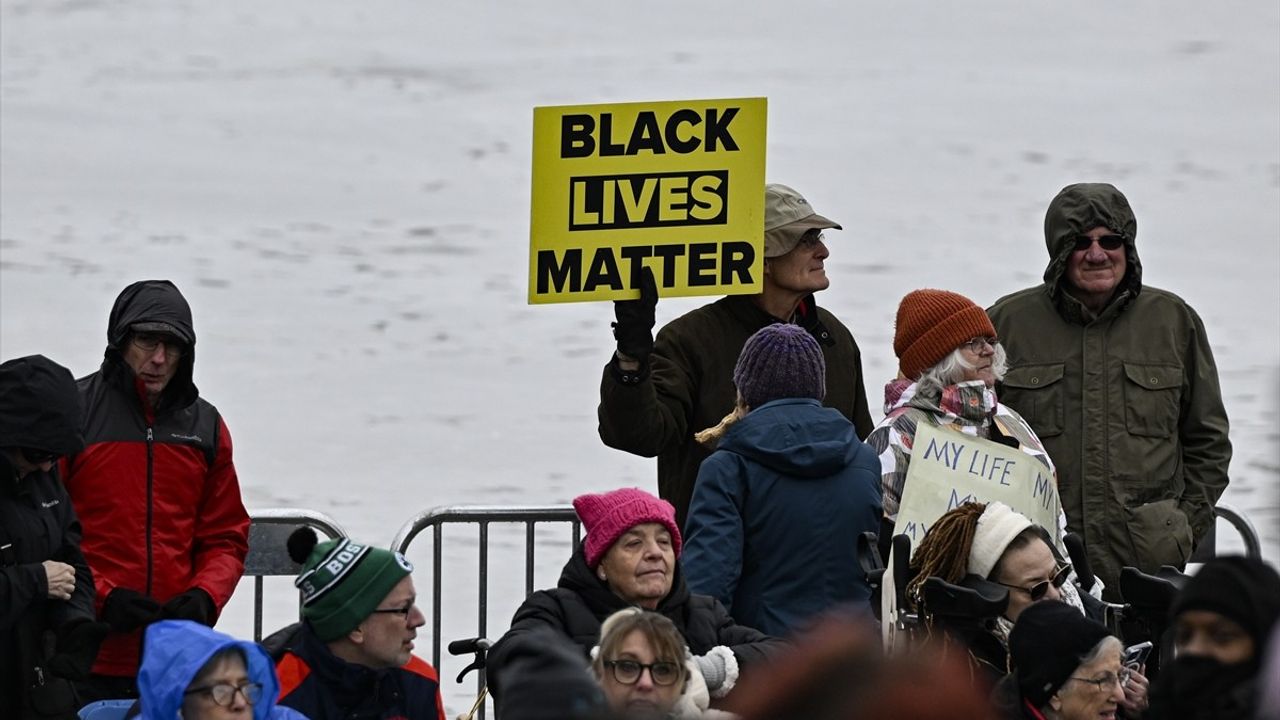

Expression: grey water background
xmin=2 ymin=1 xmax=1277 ymax=711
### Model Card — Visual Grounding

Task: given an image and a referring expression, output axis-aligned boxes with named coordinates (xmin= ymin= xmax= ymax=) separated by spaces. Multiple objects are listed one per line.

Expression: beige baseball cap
xmin=764 ymin=183 xmax=842 ymax=257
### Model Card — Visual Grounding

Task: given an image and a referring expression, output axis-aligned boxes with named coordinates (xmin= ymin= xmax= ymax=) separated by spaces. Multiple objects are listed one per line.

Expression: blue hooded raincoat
xmin=137 ymin=620 xmax=306 ymax=720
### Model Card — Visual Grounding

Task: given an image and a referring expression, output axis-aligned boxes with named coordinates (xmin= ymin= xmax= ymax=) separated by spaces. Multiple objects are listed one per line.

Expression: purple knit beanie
xmin=733 ymin=323 xmax=826 ymax=409
xmin=573 ymin=488 xmax=683 ymax=570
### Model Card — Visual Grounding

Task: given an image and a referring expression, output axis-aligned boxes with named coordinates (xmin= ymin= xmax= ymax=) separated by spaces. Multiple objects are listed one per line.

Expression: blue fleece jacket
xmin=682 ymin=398 xmax=882 ymax=636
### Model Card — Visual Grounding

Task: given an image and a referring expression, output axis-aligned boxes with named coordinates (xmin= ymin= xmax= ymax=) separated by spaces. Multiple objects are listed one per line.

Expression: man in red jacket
xmin=63 ymin=280 xmax=250 ymax=701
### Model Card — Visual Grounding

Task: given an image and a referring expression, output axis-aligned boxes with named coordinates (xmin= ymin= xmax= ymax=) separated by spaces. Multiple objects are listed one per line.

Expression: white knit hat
xmin=967 ymin=502 xmax=1034 ymax=578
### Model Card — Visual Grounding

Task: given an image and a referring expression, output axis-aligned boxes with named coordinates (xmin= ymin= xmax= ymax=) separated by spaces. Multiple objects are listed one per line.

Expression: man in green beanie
xmin=989 ymin=183 xmax=1231 ymax=600
xmin=262 ymin=529 xmax=446 ymax=720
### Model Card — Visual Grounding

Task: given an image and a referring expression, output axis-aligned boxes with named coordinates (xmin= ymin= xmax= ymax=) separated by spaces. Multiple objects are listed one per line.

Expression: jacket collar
xmin=557 ymin=543 xmax=690 ymax=613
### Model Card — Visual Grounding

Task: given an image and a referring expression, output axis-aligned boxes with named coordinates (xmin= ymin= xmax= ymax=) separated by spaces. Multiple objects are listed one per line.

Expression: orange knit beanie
xmin=893 ymin=289 xmax=997 ymax=380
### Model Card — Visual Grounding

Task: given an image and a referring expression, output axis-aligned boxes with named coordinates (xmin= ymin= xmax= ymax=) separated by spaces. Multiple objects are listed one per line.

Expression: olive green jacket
xmin=598 ymin=294 xmax=874 ymax=529
xmin=988 ymin=183 xmax=1231 ymax=598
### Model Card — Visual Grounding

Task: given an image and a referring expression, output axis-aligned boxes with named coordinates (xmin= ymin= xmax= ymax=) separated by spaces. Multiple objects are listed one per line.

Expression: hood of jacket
xmin=717 ymin=398 xmax=857 ymax=477
xmin=1042 ymin=183 xmax=1143 ymax=301
xmin=0 ymin=354 xmax=84 ymax=456
xmin=139 ymin=620 xmax=281 ymax=720
xmin=557 ymin=542 xmax=691 ymax=613
xmin=103 ymin=279 xmax=200 ymax=411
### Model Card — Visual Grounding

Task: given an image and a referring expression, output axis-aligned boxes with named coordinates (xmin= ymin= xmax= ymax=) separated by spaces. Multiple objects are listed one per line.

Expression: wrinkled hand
xmin=102 ymin=587 xmax=161 ymax=633
xmin=161 ymin=587 xmax=217 ymax=626
xmin=1121 ymin=664 xmax=1150 ymax=717
xmin=46 ymin=618 xmax=110 ymax=681
xmin=612 ymin=266 xmax=658 ymax=364
xmin=43 ymin=560 xmax=75 ymax=601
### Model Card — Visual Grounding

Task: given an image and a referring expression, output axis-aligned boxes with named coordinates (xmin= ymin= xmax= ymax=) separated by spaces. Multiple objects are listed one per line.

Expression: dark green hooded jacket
xmin=988 ymin=183 xmax=1231 ymax=599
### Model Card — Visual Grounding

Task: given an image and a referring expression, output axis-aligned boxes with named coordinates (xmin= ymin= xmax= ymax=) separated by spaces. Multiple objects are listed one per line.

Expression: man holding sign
xmin=598 ymin=183 xmax=875 ymax=528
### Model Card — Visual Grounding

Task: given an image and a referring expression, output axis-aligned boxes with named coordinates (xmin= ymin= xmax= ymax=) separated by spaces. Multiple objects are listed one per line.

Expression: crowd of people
xmin=1 ymin=180 xmax=1275 ymax=719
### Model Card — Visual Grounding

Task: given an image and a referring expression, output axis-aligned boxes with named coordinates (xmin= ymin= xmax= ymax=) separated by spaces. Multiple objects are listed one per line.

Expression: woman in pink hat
xmin=485 ymin=487 xmax=783 ymax=712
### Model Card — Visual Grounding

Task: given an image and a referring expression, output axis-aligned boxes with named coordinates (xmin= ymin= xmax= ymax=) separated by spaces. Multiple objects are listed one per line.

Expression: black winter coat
xmin=486 ymin=543 xmax=785 ymax=700
xmin=0 ymin=355 xmax=95 ymax=719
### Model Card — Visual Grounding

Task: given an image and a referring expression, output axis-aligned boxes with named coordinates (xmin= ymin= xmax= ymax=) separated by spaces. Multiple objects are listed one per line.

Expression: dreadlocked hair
xmin=906 ymin=502 xmax=987 ymax=611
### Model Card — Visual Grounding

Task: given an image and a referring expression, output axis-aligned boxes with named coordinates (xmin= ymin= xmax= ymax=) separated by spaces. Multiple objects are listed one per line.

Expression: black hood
xmin=0 ymin=354 xmax=84 ymax=456
xmin=103 ymin=280 xmax=199 ymax=411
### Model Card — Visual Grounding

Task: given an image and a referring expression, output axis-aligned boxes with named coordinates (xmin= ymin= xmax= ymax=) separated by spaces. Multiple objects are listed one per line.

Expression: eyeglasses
xmin=131 ymin=332 xmax=184 ymax=358
xmin=20 ymin=447 xmax=60 ymax=464
xmin=959 ymin=337 xmax=997 ymax=353
xmin=369 ymin=600 xmax=416 ymax=617
xmin=798 ymin=231 xmax=826 ymax=248
xmin=1073 ymin=234 xmax=1125 ymax=252
xmin=994 ymin=563 xmax=1072 ymax=602
xmin=603 ymin=659 xmax=681 ymax=686
xmin=1069 ymin=669 xmax=1131 ymax=694
xmin=184 ymin=681 xmax=262 ymax=707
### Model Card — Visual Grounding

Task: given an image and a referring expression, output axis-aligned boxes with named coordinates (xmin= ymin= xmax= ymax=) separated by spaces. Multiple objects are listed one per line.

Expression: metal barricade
xmin=391 ymin=505 xmax=581 ymax=718
xmin=245 ymin=508 xmax=348 ymax=641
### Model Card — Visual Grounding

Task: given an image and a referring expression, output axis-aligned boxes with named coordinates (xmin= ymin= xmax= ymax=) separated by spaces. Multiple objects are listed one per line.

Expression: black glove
xmin=612 ymin=266 xmax=658 ymax=363
xmin=161 ymin=587 xmax=217 ymax=626
xmin=46 ymin=618 xmax=110 ymax=681
xmin=101 ymin=587 xmax=161 ymax=632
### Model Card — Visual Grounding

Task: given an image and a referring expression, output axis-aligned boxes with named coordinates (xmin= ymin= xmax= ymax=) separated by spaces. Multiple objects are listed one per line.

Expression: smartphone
xmin=1123 ymin=641 xmax=1153 ymax=670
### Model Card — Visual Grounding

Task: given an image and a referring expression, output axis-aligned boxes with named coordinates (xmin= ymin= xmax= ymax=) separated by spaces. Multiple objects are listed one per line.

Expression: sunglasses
xmin=184 ymin=681 xmax=262 ymax=707
xmin=995 ymin=563 xmax=1072 ymax=601
xmin=603 ymin=659 xmax=681 ymax=686
xmin=1073 ymin=234 xmax=1125 ymax=252
xmin=20 ymin=448 xmax=60 ymax=464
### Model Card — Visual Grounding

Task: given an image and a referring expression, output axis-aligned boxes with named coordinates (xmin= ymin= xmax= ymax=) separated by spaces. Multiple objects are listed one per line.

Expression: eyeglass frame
xmin=183 ymin=681 xmax=263 ymax=707
xmin=1068 ymin=668 xmax=1131 ymax=693
xmin=130 ymin=332 xmax=185 ymax=359
xmin=992 ymin=563 xmax=1073 ymax=602
xmin=601 ymin=659 xmax=682 ymax=686
xmin=1072 ymin=234 xmax=1125 ymax=252
xmin=959 ymin=336 xmax=998 ymax=353
xmin=797 ymin=231 xmax=826 ymax=248
xmin=368 ymin=599 xmax=417 ymax=617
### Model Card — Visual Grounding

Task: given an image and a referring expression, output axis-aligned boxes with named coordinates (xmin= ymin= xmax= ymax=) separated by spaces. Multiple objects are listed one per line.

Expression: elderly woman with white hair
xmin=865 ymin=289 xmax=1057 ymax=525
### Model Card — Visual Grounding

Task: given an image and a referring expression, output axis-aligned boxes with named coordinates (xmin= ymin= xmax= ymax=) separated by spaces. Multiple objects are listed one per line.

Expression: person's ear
xmin=348 ymin=625 xmax=365 ymax=645
xmin=597 ymin=569 xmax=607 ymax=582
xmin=1048 ymin=692 xmax=1063 ymax=713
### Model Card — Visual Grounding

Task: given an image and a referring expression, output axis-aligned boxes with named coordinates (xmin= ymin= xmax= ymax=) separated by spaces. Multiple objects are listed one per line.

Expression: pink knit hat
xmin=572 ymin=488 xmax=683 ymax=569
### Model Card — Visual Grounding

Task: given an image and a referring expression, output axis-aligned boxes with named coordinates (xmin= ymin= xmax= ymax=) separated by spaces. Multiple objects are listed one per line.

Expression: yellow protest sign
xmin=892 ymin=423 xmax=1063 ymax=555
xmin=528 ymin=97 xmax=767 ymax=304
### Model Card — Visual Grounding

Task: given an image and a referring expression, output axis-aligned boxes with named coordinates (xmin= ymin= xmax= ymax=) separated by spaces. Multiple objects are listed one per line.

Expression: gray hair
xmin=914 ymin=343 xmax=1008 ymax=400
xmin=1079 ymin=635 xmax=1123 ymax=668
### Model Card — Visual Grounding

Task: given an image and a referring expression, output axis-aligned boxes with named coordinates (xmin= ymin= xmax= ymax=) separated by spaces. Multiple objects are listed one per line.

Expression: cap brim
xmin=764 ymin=214 xmax=843 ymax=257
xmin=131 ymin=322 xmax=191 ymax=344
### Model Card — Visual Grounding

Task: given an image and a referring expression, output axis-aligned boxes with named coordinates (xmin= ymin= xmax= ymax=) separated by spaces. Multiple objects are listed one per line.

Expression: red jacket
xmin=63 ymin=280 xmax=250 ymax=676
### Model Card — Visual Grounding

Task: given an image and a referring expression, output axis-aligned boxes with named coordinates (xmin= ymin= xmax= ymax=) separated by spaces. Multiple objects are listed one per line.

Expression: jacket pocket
xmin=1000 ymin=363 xmax=1065 ymax=437
xmin=1123 ymin=497 xmax=1193 ymax=571
xmin=1122 ymin=362 xmax=1183 ymax=438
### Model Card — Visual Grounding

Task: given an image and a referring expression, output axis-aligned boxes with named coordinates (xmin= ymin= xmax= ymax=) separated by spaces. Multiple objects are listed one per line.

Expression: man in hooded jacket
xmin=0 ymin=355 xmax=108 ymax=719
xmin=988 ymin=183 xmax=1231 ymax=599
xmin=63 ymin=280 xmax=250 ymax=700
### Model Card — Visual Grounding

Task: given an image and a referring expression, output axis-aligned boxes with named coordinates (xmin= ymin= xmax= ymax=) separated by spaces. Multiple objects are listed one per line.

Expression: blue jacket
xmin=682 ymin=398 xmax=882 ymax=636
xmin=136 ymin=620 xmax=305 ymax=720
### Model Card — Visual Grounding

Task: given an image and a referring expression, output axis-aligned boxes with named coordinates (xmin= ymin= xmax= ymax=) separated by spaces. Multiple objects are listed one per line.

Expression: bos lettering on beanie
xmin=572 ymin=488 xmax=682 ymax=570
xmin=287 ymin=528 xmax=414 ymax=642
xmin=893 ymin=289 xmax=997 ymax=380
xmin=732 ymin=323 xmax=825 ymax=409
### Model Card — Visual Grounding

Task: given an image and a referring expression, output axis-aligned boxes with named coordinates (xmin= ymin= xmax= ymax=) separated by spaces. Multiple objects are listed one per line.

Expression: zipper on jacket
xmin=146 ymin=426 xmax=154 ymax=595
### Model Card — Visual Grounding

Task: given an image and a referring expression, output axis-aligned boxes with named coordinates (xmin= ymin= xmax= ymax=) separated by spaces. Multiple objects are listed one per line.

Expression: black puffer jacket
xmin=0 ymin=355 xmax=95 ymax=719
xmin=486 ymin=543 xmax=785 ymax=700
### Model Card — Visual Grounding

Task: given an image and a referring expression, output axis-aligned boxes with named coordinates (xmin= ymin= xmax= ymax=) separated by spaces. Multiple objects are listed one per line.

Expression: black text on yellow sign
xmin=568 ymin=172 xmax=728 ymax=230
xmin=529 ymin=97 xmax=767 ymax=304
